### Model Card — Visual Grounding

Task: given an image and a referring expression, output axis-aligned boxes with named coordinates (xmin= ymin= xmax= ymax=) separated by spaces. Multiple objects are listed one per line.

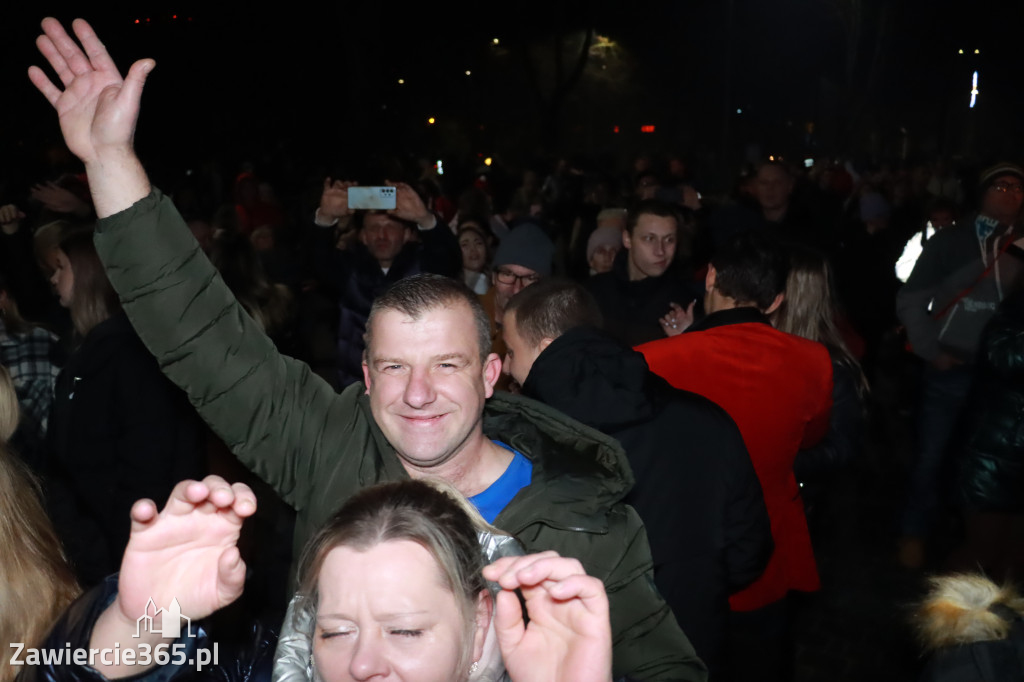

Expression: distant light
xmin=613 ymin=125 xmax=620 ymax=133
xmin=465 ymin=70 xmax=472 ymax=76
xmin=484 ymin=157 xmax=493 ymax=166
xmin=970 ymin=70 xmax=979 ymax=108
xmin=974 ymin=49 xmax=980 ymax=54
xmin=959 ymin=49 xmax=964 ymax=54
xmin=492 ymin=38 xmax=499 ymax=45
xmin=640 ymin=125 xmax=655 ymax=133
xmin=769 ymin=155 xmax=775 ymax=161
xmin=134 ymin=18 xmax=140 ymax=23
xmin=428 ymin=117 xmax=436 ymax=125
xmin=804 ymin=158 xmax=814 ymax=168
xmin=398 ymin=78 xmax=405 ymax=84
xmin=172 ymin=14 xmax=177 ymax=19
xmin=436 ymin=160 xmax=444 ymax=176
xmin=146 ymin=17 xmax=151 ymax=22
xmin=736 ymin=108 xmax=742 ymax=114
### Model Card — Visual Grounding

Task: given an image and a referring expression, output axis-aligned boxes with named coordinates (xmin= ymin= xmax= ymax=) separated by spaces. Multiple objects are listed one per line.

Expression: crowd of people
xmin=3 ymin=15 xmax=1024 ymax=682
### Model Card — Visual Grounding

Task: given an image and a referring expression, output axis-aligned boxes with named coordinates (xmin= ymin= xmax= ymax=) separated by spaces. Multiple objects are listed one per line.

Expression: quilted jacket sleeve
xmin=93 ymin=190 xmax=345 ymax=510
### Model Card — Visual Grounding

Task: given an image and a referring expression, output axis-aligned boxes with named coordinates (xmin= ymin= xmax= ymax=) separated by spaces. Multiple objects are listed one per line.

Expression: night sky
xmin=2 ymin=1 xmax=1021 ymax=190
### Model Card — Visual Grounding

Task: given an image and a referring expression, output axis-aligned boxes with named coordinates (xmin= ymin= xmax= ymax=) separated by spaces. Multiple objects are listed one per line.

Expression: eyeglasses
xmin=991 ymin=181 xmax=1024 ymax=195
xmin=494 ymin=268 xmax=541 ymax=286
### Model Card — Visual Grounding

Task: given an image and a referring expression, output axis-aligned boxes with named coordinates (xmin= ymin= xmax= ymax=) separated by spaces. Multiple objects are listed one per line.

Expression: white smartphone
xmin=348 ymin=186 xmax=397 ymax=210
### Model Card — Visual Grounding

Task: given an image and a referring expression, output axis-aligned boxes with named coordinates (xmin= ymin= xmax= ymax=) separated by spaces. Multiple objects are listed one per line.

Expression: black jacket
xmin=955 ymin=292 xmax=1024 ymax=512
xmin=521 ymin=326 xmax=772 ymax=673
xmin=45 ymin=313 xmax=204 ymax=586
xmin=586 ymin=252 xmax=703 ymax=347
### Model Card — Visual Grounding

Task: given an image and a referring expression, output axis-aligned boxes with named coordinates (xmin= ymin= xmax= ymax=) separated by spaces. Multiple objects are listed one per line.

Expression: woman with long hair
xmin=0 ymin=366 xmax=79 ymax=682
xmin=44 ymin=229 xmax=204 ymax=587
xmin=772 ymin=246 xmax=867 ymax=516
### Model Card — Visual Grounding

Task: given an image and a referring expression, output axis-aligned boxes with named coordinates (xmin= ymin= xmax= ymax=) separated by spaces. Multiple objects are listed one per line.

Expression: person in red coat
xmin=637 ymin=231 xmax=833 ymax=682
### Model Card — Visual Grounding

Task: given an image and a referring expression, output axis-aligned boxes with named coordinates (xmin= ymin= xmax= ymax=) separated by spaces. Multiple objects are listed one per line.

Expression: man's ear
xmin=621 ymin=229 xmax=632 ymax=250
xmin=705 ymin=264 xmax=717 ymax=293
xmin=764 ymin=292 xmax=785 ymax=316
xmin=539 ymin=337 xmax=554 ymax=354
xmin=362 ymin=356 xmax=372 ymax=395
xmin=483 ymin=352 xmax=502 ymax=398
xmin=471 ymin=590 xmax=494 ymax=677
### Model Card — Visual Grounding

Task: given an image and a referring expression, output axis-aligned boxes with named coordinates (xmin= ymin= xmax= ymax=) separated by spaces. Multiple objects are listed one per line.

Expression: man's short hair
xmin=504 ymin=278 xmax=603 ymax=347
xmin=365 ymin=274 xmax=492 ymax=361
xmin=710 ymin=231 xmax=790 ymax=310
xmin=627 ymin=199 xmax=682 ymax=235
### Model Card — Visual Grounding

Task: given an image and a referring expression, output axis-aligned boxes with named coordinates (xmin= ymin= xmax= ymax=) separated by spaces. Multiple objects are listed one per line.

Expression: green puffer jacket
xmin=93 ymin=190 xmax=705 ymax=682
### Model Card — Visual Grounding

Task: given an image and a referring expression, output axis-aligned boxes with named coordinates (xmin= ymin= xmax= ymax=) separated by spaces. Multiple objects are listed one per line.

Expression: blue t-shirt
xmin=468 ymin=441 xmax=533 ymax=523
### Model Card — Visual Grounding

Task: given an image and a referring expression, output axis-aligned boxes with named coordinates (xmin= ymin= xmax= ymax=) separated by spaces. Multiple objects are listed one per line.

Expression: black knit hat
xmin=493 ymin=223 xmax=554 ymax=275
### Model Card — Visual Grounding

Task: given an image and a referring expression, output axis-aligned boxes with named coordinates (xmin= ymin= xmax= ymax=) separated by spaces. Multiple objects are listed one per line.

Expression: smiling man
xmin=28 ymin=17 xmax=704 ymax=681
xmin=587 ymin=200 xmax=703 ymax=346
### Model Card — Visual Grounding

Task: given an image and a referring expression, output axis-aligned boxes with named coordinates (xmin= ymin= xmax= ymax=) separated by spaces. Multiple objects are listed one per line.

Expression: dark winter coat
xmin=44 ymin=312 xmax=204 ymax=586
xmin=956 ymin=293 xmax=1024 ymax=512
xmin=586 ymin=251 xmax=702 ymax=347
xmin=522 ymin=325 xmax=772 ymax=673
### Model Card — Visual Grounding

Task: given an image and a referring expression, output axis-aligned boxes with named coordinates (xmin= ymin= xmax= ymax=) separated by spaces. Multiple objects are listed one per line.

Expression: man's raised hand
xmin=28 ymin=18 xmax=154 ymax=166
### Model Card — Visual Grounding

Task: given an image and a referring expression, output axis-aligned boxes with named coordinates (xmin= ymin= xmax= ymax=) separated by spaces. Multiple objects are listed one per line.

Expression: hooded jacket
xmin=522 ymin=326 xmax=772 ymax=673
xmin=90 ymin=190 xmax=705 ymax=682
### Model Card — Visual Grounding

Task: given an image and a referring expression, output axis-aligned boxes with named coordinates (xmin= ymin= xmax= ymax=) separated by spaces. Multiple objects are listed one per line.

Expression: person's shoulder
xmin=524 ymin=501 xmax=645 ymax=581
xmin=485 ymin=391 xmax=634 ymax=502
xmin=768 ymin=327 xmax=833 ymax=368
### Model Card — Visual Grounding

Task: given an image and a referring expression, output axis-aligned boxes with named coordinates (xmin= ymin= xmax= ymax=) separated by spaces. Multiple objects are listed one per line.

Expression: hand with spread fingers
xmin=28 ymin=17 xmax=154 ymax=166
xmin=29 ymin=17 xmax=153 ymax=217
xmin=112 ymin=476 xmax=256 ymax=629
xmin=87 ymin=476 xmax=255 ymax=677
xmin=483 ymin=551 xmax=613 ymax=682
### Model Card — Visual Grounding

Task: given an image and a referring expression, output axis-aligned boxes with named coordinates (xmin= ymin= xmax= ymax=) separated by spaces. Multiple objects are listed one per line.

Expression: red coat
xmin=637 ymin=307 xmax=833 ymax=611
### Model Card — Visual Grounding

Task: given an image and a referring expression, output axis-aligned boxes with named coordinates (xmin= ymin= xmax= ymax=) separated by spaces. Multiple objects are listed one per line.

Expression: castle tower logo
xmin=134 ymin=598 xmax=195 ymax=639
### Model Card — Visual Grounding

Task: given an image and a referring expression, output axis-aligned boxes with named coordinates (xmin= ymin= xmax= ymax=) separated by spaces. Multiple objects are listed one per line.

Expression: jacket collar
xmin=687 ymin=306 xmax=772 ymax=332
xmin=354 ymin=387 xmax=633 ymax=535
